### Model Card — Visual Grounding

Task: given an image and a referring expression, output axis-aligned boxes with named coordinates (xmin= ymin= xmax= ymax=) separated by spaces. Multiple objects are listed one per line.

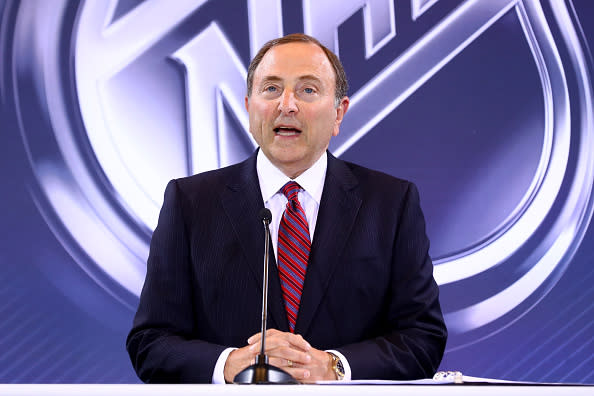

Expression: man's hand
xmin=246 ymin=329 xmax=336 ymax=383
xmin=223 ymin=344 xmax=259 ymax=383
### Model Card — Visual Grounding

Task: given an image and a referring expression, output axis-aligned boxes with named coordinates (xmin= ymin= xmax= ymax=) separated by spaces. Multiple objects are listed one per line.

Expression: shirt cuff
xmin=326 ymin=349 xmax=351 ymax=381
xmin=212 ymin=347 xmax=237 ymax=384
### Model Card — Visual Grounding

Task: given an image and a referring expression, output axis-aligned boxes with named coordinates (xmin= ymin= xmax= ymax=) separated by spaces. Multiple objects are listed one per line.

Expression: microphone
xmin=233 ymin=209 xmax=297 ymax=384
xmin=257 ymin=209 xmax=272 ymax=362
xmin=260 ymin=207 xmax=272 ymax=223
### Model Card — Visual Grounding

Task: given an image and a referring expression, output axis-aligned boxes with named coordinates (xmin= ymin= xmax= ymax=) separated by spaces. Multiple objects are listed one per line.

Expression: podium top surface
xmin=0 ymin=384 xmax=592 ymax=396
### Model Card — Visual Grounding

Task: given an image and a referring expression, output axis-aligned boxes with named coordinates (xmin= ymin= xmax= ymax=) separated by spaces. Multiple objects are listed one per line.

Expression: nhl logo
xmin=6 ymin=0 xmax=593 ymax=350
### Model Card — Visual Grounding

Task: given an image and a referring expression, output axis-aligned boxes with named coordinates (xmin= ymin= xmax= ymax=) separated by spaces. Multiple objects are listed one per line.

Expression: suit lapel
xmin=220 ymin=152 xmax=289 ymax=331
xmin=295 ymin=154 xmax=361 ymax=336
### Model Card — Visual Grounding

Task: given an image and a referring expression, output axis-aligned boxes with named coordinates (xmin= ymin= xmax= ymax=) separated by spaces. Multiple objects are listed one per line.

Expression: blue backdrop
xmin=0 ymin=0 xmax=593 ymax=383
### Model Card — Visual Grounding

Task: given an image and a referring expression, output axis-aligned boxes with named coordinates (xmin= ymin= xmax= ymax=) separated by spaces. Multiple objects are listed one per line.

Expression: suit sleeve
xmin=126 ymin=180 xmax=226 ymax=383
xmin=336 ymin=182 xmax=447 ymax=379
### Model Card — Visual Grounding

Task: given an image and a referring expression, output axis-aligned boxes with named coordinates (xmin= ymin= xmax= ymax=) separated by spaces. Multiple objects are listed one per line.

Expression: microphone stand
xmin=233 ymin=209 xmax=297 ymax=384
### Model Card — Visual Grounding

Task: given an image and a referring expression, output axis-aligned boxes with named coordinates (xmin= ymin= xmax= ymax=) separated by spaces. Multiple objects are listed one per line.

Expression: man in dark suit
xmin=127 ymin=33 xmax=447 ymax=383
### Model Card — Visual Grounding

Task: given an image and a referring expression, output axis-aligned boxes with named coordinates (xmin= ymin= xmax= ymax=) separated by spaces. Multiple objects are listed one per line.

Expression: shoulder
xmin=170 ymin=154 xmax=256 ymax=199
xmin=331 ymin=156 xmax=414 ymax=196
xmin=328 ymin=156 xmax=425 ymax=223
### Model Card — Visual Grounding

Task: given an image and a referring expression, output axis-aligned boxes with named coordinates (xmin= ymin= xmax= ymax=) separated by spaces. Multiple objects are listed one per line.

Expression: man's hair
xmin=246 ymin=33 xmax=348 ymax=106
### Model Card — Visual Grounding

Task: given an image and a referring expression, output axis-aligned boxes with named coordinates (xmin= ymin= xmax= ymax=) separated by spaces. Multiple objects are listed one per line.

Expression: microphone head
xmin=259 ymin=208 xmax=272 ymax=224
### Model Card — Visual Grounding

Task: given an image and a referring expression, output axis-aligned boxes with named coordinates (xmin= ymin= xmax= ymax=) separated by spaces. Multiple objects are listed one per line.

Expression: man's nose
xmin=278 ymin=90 xmax=298 ymax=114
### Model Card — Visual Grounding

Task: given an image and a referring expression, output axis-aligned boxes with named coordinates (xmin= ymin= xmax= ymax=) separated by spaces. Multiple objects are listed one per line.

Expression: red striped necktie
xmin=277 ymin=181 xmax=311 ymax=333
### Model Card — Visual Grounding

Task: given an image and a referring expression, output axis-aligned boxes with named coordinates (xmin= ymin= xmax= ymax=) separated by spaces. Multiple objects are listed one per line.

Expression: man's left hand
xmin=247 ymin=329 xmax=336 ymax=383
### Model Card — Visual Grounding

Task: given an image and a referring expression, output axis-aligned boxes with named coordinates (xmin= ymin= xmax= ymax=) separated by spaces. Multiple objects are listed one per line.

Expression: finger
xmin=248 ymin=337 xmax=290 ymax=355
xmin=268 ymin=351 xmax=313 ymax=368
xmin=248 ymin=336 xmax=312 ymax=365
xmin=249 ymin=330 xmax=311 ymax=352
xmin=268 ymin=356 xmax=294 ymax=368
xmin=248 ymin=332 xmax=292 ymax=354
xmin=266 ymin=359 xmax=311 ymax=382
xmin=286 ymin=368 xmax=311 ymax=382
xmin=250 ymin=334 xmax=291 ymax=350
xmin=224 ymin=345 xmax=260 ymax=382
xmin=247 ymin=333 xmax=260 ymax=345
xmin=265 ymin=345 xmax=312 ymax=366
xmin=247 ymin=328 xmax=282 ymax=344
xmin=247 ymin=336 xmax=313 ymax=369
xmin=237 ymin=345 xmax=260 ymax=365
xmin=287 ymin=333 xmax=311 ymax=351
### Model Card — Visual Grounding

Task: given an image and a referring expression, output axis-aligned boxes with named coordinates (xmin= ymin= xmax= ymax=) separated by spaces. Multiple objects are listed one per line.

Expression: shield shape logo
xmin=7 ymin=0 xmax=594 ymax=350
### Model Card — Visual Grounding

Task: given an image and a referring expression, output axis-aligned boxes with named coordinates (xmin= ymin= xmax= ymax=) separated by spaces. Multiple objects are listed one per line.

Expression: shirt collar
xmin=257 ymin=150 xmax=327 ymax=204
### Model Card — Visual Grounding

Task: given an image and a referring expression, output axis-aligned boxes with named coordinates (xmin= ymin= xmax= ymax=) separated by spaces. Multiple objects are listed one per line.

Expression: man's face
xmin=245 ymin=42 xmax=349 ymax=178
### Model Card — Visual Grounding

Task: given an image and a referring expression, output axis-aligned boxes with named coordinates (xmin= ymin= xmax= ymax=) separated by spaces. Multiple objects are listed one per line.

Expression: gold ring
xmin=287 ymin=359 xmax=293 ymax=367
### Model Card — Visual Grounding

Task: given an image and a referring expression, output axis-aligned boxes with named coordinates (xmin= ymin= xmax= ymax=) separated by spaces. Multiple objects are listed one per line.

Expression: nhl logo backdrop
xmin=1 ymin=0 xmax=593 ymax=383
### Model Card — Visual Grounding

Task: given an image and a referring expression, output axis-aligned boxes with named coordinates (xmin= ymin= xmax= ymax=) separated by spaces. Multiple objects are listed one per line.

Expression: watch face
xmin=331 ymin=353 xmax=345 ymax=377
xmin=336 ymin=359 xmax=345 ymax=375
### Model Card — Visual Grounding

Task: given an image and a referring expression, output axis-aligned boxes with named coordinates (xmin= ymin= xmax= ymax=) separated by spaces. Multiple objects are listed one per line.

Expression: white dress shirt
xmin=256 ymin=149 xmax=326 ymax=260
xmin=212 ymin=150 xmax=351 ymax=383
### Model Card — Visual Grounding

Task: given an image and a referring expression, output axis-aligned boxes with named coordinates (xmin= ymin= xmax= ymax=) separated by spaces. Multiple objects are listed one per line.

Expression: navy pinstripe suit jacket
xmin=126 ymin=150 xmax=447 ymax=383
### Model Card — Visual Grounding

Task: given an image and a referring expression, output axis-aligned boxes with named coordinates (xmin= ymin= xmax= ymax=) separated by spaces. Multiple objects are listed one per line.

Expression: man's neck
xmin=262 ymin=155 xmax=324 ymax=179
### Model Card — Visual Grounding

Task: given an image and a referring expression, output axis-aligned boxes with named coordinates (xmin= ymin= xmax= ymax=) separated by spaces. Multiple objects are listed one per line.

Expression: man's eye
xmin=265 ymin=86 xmax=277 ymax=92
xmin=304 ymin=87 xmax=314 ymax=94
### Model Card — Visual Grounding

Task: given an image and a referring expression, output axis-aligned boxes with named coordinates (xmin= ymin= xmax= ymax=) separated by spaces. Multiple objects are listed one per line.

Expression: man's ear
xmin=244 ymin=95 xmax=250 ymax=112
xmin=332 ymin=96 xmax=350 ymax=137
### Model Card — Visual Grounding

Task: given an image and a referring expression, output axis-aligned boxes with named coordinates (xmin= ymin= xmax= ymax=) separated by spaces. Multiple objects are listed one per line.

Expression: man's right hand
xmin=223 ymin=344 xmax=259 ymax=383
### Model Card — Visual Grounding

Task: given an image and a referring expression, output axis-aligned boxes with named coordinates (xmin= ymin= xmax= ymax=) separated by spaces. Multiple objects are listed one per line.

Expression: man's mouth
xmin=274 ymin=126 xmax=302 ymax=136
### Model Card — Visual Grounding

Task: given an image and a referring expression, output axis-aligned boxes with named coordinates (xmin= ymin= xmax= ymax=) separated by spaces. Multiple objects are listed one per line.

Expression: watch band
xmin=328 ymin=352 xmax=345 ymax=380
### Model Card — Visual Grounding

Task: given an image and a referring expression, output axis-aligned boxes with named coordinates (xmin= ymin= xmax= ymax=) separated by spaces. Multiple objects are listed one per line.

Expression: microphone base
xmin=233 ymin=363 xmax=298 ymax=384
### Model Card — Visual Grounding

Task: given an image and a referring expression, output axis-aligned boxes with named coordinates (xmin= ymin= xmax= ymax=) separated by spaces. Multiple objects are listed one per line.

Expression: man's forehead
xmin=254 ymin=42 xmax=334 ymax=82
xmin=266 ymin=41 xmax=324 ymax=54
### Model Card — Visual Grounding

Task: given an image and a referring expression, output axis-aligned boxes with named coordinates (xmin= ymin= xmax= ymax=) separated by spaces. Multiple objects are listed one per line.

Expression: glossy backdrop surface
xmin=0 ymin=0 xmax=593 ymax=383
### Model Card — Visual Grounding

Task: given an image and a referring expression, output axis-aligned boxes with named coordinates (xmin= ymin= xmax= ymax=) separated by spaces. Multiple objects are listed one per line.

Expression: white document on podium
xmin=317 ymin=371 xmax=533 ymax=385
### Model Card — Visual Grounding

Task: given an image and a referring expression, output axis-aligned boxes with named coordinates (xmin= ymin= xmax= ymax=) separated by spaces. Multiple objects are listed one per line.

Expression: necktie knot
xmin=281 ymin=181 xmax=301 ymax=204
